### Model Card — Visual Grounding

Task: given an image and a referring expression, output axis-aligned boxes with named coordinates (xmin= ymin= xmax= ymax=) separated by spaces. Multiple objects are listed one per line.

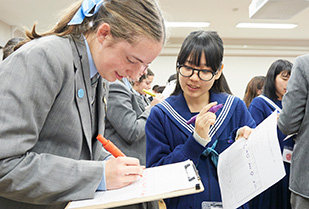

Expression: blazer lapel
xmin=70 ymin=37 xmax=93 ymax=156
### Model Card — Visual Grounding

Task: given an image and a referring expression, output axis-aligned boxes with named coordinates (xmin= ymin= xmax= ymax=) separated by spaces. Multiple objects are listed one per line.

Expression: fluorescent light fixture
xmin=165 ymin=22 xmax=210 ymax=28
xmin=236 ymin=23 xmax=297 ymax=29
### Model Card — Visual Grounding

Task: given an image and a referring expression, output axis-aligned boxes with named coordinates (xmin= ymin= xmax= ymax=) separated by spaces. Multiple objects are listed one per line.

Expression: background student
xmin=243 ymin=75 xmax=265 ymax=108
xmin=278 ymin=55 xmax=309 ymax=209
xmin=131 ymin=68 xmax=156 ymax=108
xmin=0 ymin=0 xmax=166 ymax=208
xmin=105 ymin=69 xmax=164 ymax=166
xmin=2 ymin=37 xmax=25 ymax=60
xmin=248 ymin=59 xmax=294 ymax=209
xmin=145 ymin=30 xmax=255 ymax=209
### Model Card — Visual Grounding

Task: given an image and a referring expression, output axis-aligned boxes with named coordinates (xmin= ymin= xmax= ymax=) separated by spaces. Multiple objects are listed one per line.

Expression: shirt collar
xmin=83 ymin=35 xmax=98 ymax=79
xmin=122 ymin=78 xmax=132 ymax=90
xmin=131 ymin=87 xmax=143 ymax=97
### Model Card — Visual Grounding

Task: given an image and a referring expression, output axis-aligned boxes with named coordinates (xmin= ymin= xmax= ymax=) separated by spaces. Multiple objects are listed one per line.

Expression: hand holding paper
xmin=236 ymin=126 xmax=253 ymax=140
xmin=67 ymin=160 xmax=204 ymax=209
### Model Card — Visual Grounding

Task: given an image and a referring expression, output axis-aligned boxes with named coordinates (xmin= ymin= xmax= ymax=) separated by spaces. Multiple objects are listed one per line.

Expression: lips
xmin=115 ymin=72 xmax=123 ymax=80
xmin=187 ymin=84 xmax=199 ymax=90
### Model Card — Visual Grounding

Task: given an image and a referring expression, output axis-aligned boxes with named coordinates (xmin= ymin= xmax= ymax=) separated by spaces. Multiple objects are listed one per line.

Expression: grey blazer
xmin=0 ymin=35 xmax=110 ymax=209
xmin=104 ymin=80 xmax=151 ymax=165
xmin=278 ymin=54 xmax=309 ymax=198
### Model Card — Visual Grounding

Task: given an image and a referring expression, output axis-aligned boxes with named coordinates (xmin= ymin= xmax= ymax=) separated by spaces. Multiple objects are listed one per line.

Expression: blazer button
xmin=78 ymin=89 xmax=84 ymax=98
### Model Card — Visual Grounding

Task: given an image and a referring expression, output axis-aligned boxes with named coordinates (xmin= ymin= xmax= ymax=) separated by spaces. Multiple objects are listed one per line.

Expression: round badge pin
xmin=286 ymin=153 xmax=292 ymax=161
xmin=78 ymin=89 xmax=84 ymax=98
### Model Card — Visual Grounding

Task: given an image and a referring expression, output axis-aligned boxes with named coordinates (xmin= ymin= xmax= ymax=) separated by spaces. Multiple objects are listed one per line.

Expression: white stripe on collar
xmin=161 ymin=95 xmax=235 ymax=136
xmin=161 ymin=101 xmax=195 ymax=133
xmin=259 ymin=95 xmax=281 ymax=112
xmin=208 ymin=95 xmax=234 ymax=138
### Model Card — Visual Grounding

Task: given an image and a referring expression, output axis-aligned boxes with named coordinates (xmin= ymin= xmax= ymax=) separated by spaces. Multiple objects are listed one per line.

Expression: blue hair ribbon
xmin=68 ymin=0 xmax=104 ymax=25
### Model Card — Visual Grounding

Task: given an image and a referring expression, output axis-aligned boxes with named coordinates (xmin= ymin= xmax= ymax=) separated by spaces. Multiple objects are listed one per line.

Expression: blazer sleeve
xmin=278 ymin=55 xmax=309 ymax=134
xmin=106 ymin=81 xmax=150 ymax=144
xmin=0 ymin=38 xmax=103 ymax=205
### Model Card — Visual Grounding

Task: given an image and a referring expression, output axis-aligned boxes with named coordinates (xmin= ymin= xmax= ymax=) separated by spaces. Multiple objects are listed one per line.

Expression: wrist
xmin=193 ymin=131 xmax=211 ymax=147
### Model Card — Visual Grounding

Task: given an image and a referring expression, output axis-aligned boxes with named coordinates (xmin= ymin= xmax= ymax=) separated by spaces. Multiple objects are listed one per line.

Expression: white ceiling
xmin=0 ymin=0 xmax=309 ymax=56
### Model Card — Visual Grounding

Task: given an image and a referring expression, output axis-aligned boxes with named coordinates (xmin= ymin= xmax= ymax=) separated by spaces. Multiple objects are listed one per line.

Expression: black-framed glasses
xmin=177 ymin=64 xmax=217 ymax=81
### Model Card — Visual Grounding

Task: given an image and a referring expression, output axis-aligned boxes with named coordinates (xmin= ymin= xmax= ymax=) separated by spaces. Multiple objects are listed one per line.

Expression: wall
xmin=0 ymin=19 xmax=299 ymax=99
xmin=149 ymin=55 xmax=296 ymax=99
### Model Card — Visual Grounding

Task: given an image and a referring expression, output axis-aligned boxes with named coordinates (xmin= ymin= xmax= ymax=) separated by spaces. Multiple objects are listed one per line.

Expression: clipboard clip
xmin=184 ymin=162 xmax=202 ymax=190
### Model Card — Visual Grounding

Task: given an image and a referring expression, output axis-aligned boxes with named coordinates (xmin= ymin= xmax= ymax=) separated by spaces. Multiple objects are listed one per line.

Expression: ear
xmin=214 ymin=64 xmax=224 ymax=80
xmin=97 ymin=23 xmax=111 ymax=44
xmin=257 ymin=89 xmax=262 ymax=95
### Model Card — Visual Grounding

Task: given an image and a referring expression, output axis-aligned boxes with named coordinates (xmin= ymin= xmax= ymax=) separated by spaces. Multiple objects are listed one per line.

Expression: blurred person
xmin=156 ymin=85 xmax=165 ymax=93
xmin=278 ymin=55 xmax=309 ymax=209
xmin=132 ymin=68 xmax=155 ymax=107
xmin=249 ymin=59 xmax=294 ymax=209
xmin=243 ymin=76 xmax=266 ymax=108
xmin=2 ymin=37 xmax=25 ymax=60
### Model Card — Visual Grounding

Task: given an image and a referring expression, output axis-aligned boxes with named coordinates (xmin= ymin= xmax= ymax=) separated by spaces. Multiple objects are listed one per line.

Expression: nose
xmin=189 ymin=70 xmax=200 ymax=81
xmin=126 ymin=67 xmax=144 ymax=81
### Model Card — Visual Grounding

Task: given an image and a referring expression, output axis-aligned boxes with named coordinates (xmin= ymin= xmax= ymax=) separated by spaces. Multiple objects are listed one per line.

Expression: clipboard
xmin=66 ymin=160 xmax=204 ymax=209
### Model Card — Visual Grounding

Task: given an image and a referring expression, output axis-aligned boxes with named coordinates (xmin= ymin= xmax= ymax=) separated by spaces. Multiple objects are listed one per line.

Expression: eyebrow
xmin=133 ymin=55 xmax=150 ymax=65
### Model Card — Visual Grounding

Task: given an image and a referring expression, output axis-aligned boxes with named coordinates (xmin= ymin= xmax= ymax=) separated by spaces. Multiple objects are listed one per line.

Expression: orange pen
xmin=97 ymin=134 xmax=126 ymax=157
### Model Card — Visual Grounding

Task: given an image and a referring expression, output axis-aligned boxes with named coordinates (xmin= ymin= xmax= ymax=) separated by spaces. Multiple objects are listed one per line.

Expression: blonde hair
xmin=21 ymin=0 xmax=165 ymax=45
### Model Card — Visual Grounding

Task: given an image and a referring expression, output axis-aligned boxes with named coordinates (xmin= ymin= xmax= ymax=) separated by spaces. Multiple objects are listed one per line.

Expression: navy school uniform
xmin=248 ymin=96 xmax=294 ymax=209
xmin=146 ymin=91 xmax=256 ymax=209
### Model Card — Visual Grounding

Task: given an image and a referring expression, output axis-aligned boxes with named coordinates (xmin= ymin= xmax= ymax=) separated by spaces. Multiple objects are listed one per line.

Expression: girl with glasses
xmin=145 ymin=30 xmax=256 ymax=209
xmin=0 ymin=0 xmax=165 ymax=208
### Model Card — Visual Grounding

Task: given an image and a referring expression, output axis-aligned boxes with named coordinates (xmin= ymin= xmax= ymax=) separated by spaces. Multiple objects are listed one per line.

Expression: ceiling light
xmin=236 ymin=23 xmax=297 ymax=29
xmin=165 ymin=22 xmax=210 ymax=28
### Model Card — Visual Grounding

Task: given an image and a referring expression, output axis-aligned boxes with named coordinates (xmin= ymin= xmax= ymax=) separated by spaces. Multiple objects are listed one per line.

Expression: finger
xmin=117 ymin=156 xmax=140 ymax=166
xmin=200 ymin=102 xmax=218 ymax=115
xmin=236 ymin=126 xmax=252 ymax=139
xmin=122 ymin=174 xmax=141 ymax=185
xmin=243 ymin=128 xmax=253 ymax=139
xmin=197 ymin=112 xmax=216 ymax=124
xmin=124 ymin=165 xmax=144 ymax=176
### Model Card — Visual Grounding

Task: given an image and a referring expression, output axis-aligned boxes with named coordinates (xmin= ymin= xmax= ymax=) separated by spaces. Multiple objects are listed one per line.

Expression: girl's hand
xmin=194 ymin=102 xmax=218 ymax=139
xmin=236 ymin=126 xmax=253 ymax=140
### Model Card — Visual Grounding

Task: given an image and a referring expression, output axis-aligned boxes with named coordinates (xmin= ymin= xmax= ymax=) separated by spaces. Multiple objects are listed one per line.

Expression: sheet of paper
xmin=67 ymin=160 xmax=199 ymax=209
xmin=218 ymin=111 xmax=286 ymax=209
xmin=162 ymin=80 xmax=176 ymax=98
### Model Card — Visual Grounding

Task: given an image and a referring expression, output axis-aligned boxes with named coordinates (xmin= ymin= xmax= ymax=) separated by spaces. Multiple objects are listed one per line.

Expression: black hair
xmin=157 ymin=86 xmax=165 ymax=93
xmin=171 ymin=30 xmax=229 ymax=96
xmin=137 ymin=68 xmax=154 ymax=83
xmin=152 ymin=84 xmax=159 ymax=91
xmin=167 ymin=74 xmax=177 ymax=83
xmin=2 ymin=37 xmax=25 ymax=60
xmin=263 ymin=59 xmax=292 ymax=101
